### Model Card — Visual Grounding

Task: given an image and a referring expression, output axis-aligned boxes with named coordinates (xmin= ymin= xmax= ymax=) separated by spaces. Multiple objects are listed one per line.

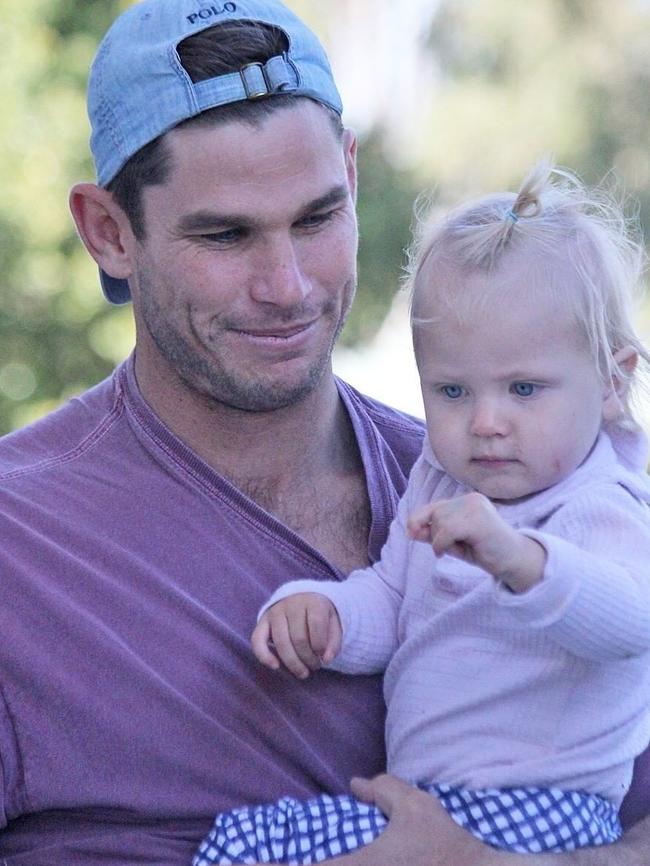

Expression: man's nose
xmin=470 ymin=399 xmax=509 ymax=437
xmin=250 ymin=237 xmax=311 ymax=305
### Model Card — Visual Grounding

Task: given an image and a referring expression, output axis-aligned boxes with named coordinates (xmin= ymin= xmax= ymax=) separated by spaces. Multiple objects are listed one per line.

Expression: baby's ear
xmin=602 ymin=346 xmax=638 ymax=422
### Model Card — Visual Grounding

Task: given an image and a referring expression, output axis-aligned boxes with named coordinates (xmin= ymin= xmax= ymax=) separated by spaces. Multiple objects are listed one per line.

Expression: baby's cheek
xmin=535 ymin=447 xmax=569 ymax=486
xmin=548 ymin=443 xmax=586 ymax=481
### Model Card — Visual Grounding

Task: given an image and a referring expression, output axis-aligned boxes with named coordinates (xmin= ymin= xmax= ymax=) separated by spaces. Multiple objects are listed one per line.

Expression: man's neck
xmin=133 ymin=350 xmax=347 ymax=492
xmin=133 ymin=350 xmax=372 ymax=572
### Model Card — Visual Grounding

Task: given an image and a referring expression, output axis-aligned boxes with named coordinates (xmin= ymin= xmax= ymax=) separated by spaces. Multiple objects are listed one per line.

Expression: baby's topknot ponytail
xmin=404 ymin=159 xmax=649 ymax=425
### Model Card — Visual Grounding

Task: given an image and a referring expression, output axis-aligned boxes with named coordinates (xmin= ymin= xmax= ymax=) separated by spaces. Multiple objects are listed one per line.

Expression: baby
xmin=194 ymin=162 xmax=650 ymax=864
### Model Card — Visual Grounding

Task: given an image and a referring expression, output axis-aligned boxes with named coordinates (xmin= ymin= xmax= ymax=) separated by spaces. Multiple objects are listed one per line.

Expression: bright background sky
xmin=326 ymin=0 xmax=437 ymax=419
xmin=321 ymin=0 xmax=650 ymax=430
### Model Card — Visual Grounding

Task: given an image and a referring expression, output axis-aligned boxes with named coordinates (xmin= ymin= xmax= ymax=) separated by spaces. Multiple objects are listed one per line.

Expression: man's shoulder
xmin=0 ymin=372 xmax=122 ymax=482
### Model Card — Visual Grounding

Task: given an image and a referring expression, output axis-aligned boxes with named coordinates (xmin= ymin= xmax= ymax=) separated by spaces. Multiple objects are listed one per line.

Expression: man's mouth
xmin=236 ymin=321 xmax=316 ymax=338
xmin=229 ymin=319 xmax=319 ymax=347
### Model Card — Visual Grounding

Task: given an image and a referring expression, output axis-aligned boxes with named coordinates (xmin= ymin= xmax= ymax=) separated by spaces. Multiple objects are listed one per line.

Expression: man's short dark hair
xmin=106 ymin=20 xmax=344 ymax=239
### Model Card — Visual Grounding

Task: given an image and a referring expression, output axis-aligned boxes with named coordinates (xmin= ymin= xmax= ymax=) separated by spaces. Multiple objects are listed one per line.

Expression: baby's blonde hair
xmin=405 ymin=161 xmax=650 ymax=420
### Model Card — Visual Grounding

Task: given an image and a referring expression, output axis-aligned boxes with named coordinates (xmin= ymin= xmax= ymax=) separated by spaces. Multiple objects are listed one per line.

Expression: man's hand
xmin=251 ymin=774 xmax=647 ymax=866
xmin=251 ymin=593 xmax=342 ymax=679
xmin=347 ymin=774 xmax=649 ymax=865
xmin=346 ymin=774 xmax=508 ymax=865
xmin=407 ymin=492 xmax=546 ymax=593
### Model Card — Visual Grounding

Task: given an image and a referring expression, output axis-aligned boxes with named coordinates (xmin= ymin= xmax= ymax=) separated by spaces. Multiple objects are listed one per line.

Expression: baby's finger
xmin=306 ymin=602 xmax=331 ymax=658
xmin=430 ymin=523 xmax=461 ymax=557
xmin=322 ymin=609 xmax=342 ymax=664
xmin=406 ymin=506 xmax=434 ymax=541
xmin=251 ymin=617 xmax=280 ymax=670
xmin=287 ymin=608 xmax=324 ymax=672
xmin=431 ymin=526 xmax=475 ymax=563
xmin=270 ymin=612 xmax=314 ymax=679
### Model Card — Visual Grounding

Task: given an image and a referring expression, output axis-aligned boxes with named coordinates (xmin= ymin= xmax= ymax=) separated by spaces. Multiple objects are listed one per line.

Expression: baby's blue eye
xmin=512 ymin=382 xmax=535 ymax=397
xmin=441 ymin=385 xmax=463 ymax=399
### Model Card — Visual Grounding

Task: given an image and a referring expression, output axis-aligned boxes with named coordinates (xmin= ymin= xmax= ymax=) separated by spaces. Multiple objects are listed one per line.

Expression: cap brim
xmin=100 ymin=268 xmax=132 ymax=304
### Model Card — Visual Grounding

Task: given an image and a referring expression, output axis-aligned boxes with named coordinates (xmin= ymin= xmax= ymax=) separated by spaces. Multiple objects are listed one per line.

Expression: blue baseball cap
xmin=87 ymin=0 xmax=343 ymax=304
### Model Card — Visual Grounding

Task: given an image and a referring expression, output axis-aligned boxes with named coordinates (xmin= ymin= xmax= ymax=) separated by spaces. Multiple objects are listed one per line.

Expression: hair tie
xmin=505 ymin=209 xmax=519 ymax=224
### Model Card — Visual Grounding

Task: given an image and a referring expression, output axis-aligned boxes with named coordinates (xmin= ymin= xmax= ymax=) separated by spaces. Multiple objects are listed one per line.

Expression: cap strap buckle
xmin=193 ymin=56 xmax=298 ymax=110
xmin=240 ymin=62 xmax=269 ymax=99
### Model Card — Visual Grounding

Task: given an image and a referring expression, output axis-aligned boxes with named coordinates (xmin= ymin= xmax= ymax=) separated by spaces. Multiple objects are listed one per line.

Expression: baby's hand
xmin=407 ymin=492 xmax=546 ymax=592
xmin=251 ymin=593 xmax=342 ymax=679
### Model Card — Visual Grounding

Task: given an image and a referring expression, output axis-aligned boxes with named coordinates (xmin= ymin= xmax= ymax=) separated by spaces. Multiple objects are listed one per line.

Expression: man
xmin=0 ymin=0 xmax=647 ymax=864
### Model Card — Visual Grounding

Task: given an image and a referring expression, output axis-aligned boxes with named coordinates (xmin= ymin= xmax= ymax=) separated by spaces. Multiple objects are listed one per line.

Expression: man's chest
xmin=241 ymin=472 xmax=372 ymax=574
xmin=290 ymin=488 xmax=372 ymax=574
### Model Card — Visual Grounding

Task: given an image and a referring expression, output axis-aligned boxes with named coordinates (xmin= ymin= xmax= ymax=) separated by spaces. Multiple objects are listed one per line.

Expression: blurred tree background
xmin=1 ymin=0 xmax=649 ymax=434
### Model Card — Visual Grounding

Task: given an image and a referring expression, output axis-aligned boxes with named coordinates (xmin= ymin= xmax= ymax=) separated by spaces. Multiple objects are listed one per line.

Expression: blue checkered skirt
xmin=193 ymin=783 xmax=622 ymax=865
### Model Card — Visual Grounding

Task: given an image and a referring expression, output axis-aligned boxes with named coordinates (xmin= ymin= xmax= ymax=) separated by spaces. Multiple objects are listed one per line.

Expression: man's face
xmin=128 ymin=101 xmax=358 ymax=412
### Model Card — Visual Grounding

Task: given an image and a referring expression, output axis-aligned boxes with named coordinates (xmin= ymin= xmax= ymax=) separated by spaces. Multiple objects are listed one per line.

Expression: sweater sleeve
xmin=494 ymin=485 xmax=650 ymax=661
xmin=259 ymin=457 xmax=427 ymax=674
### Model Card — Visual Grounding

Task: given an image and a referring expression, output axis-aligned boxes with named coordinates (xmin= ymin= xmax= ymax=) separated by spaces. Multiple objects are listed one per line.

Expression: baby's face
xmin=413 ymin=279 xmax=612 ymax=503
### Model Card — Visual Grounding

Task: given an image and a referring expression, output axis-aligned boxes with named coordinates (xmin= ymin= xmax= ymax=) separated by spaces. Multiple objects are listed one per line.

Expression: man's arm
xmin=325 ymin=775 xmax=649 ymax=866
xmin=247 ymin=774 xmax=647 ymax=866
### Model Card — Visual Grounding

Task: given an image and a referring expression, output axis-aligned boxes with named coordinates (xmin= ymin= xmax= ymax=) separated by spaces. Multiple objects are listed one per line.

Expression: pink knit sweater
xmin=265 ymin=426 xmax=650 ymax=806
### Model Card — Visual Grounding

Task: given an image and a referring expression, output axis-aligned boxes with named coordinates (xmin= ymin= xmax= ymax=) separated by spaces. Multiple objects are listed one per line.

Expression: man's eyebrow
xmin=177 ymin=211 xmax=244 ymax=233
xmin=298 ymin=184 xmax=350 ymax=216
xmin=176 ymin=185 xmax=351 ymax=234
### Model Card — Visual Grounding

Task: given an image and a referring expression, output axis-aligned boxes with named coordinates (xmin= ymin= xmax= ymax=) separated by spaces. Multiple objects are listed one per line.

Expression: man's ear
xmin=602 ymin=345 xmax=638 ymax=422
xmin=342 ymin=127 xmax=358 ymax=204
xmin=69 ymin=183 xmax=134 ymax=281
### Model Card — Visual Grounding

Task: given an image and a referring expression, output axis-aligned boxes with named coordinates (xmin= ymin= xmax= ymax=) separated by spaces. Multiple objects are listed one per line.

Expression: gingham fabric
xmin=193 ymin=783 xmax=622 ymax=864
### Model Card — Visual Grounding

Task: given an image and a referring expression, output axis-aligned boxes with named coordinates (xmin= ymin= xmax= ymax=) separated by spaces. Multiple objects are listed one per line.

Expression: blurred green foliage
xmin=0 ymin=0 xmax=133 ymax=433
xmin=1 ymin=0 xmax=649 ymax=433
xmin=419 ymin=0 xmax=650 ymax=222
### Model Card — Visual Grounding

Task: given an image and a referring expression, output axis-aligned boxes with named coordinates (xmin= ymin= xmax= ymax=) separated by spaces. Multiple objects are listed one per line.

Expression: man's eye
xmin=297 ymin=211 xmax=334 ymax=230
xmin=440 ymin=385 xmax=464 ymax=399
xmin=512 ymin=382 xmax=536 ymax=397
xmin=201 ymin=228 xmax=245 ymax=244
